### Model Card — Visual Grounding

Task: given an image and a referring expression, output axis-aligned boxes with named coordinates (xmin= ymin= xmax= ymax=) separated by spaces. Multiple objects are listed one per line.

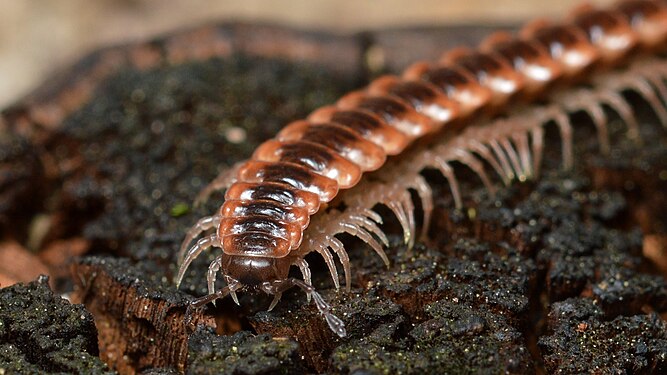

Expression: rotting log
xmin=70 ymin=257 xmax=214 ymax=374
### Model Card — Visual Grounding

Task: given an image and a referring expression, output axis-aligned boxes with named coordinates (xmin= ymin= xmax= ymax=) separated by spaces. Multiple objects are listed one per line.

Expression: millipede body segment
xmin=176 ymin=0 xmax=667 ymax=337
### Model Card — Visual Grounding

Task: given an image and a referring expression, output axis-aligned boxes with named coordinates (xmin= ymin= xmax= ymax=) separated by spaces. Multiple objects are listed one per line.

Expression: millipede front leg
xmin=207 ymin=255 xmax=222 ymax=296
xmin=262 ymin=278 xmax=347 ymax=338
xmin=295 ymin=258 xmax=313 ymax=302
xmin=175 ymin=234 xmax=220 ymax=287
xmin=191 ymin=279 xmax=242 ymax=308
xmin=178 ymin=214 xmax=222 ymax=265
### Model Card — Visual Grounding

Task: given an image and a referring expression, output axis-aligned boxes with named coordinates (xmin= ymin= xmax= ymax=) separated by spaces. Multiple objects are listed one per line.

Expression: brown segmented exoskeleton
xmin=176 ymin=0 xmax=667 ymax=337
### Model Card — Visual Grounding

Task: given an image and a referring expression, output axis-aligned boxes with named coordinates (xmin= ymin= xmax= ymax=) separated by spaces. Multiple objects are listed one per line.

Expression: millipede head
xmin=219 ymin=254 xmax=292 ymax=288
xmin=192 ymin=254 xmax=347 ymax=338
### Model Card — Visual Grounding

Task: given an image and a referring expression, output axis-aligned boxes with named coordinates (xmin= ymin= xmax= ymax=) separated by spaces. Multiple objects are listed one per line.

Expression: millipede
xmin=176 ymin=0 xmax=667 ymax=337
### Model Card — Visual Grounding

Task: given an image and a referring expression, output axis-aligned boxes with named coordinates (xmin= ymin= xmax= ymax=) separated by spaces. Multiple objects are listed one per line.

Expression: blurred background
xmin=0 ymin=0 xmax=614 ymax=108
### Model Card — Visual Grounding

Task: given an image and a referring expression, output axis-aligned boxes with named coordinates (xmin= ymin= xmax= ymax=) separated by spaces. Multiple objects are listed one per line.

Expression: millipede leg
xmin=387 ymin=199 xmax=413 ymax=245
xmin=267 ymin=293 xmax=283 ymax=311
xmin=469 ymin=140 xmax=512 ymax=186
xmin=597 ymin=91 xmax=640 ymax=144
xmin=207 ymin=255 xmax=222 ymax=296
xmin=489 ymin=139 xmax=516 ymax=181
xmin=453 ymin=148 xmax=496 ymax=198
xmin=513 ymin=131 xmax=533 ymax=180
xmin=302 ymin=204 xmax=392 ymax=289
xmin=329 ymin=238 xmax=352 ymax=291
xmin=340 ymin=218 xmax=390 ymax=266
xmin=357 ymin=209 xmax=390 ymax=248
xmin=262 ymin=278 xmax=346 ymax=338
xmin=628 ymin=76 xmax=667 ymax=126
xmin=547 ymin=107 xmax=574 ymax=170
xmin=401 ymin=191 xmax=416 ymax=249
xmin=295 ymin=258 xmax=313 ymax=302
xmin=637 ymin=60 xmax=667 ymax=126
xmin=191 ymin=280 xmax=241 ymax=308
xmin=583 ymin=101 xmax=611 ymax=155
xmin=175 ymin=234 xmax=220 ymax=288
xmin=530 ymin=126 xmax=545 ymax=179
xmin=433 ymin=157 xmax=463 ymax=209
xmin=499 ymin=137 xmax=525 ymax=181
xmin=178 ymin=214 xmax=221 ymax=265
xmin=317 ymin=246 xmax=341 ymax=290
xmin=646 ymin=73 xmax=667 ymax=101
xmin=555 ymin=90 xmax=610 ymax=155
xmin=413 ymin=175 xmax=434 ymax=239
xmin=644 ymin=73 xmax=667 ymax=123
xmin=296 ymin=258 xmax=312 ymax=286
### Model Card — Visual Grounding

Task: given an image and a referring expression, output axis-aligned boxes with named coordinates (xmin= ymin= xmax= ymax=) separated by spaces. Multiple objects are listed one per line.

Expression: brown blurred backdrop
xmin=0 ymin=0 xmax=614 ymax=108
